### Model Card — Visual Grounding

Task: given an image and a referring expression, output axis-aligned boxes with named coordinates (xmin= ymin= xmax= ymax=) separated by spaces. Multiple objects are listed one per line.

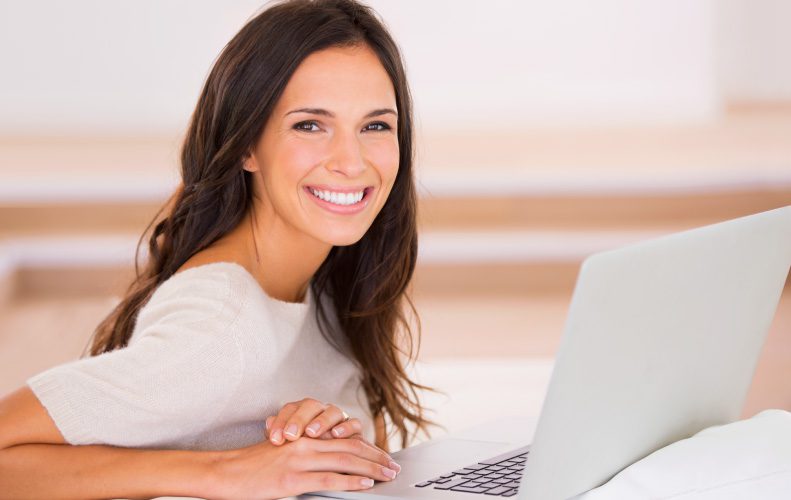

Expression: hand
xmin=265 ymin=398 xmax=385 ymax=451
xmin=265 ymin=398 xmax=400 ymax=471
xmin=211 ymin=433 xmax=400 ymax=500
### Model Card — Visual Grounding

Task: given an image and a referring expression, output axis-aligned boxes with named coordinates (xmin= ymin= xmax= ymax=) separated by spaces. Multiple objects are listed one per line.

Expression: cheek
xmin=273 ymin=141 xmax=324 ymax=185
xmin=369 ymin=140 xmax=400 ymax=185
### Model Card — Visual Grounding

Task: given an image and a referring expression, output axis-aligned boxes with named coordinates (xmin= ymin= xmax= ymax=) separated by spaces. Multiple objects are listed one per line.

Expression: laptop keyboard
xmin=412 ymin=444 xmax=530 ymax=496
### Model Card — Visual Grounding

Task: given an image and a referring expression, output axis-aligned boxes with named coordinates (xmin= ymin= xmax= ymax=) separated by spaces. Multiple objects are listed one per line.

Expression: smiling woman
xmin=0 ymin=1 xmax=444 ymax=499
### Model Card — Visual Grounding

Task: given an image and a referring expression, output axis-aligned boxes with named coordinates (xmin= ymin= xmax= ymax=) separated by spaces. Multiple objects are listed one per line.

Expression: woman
xmin=0 ymin=0 xmax=443 ymax=498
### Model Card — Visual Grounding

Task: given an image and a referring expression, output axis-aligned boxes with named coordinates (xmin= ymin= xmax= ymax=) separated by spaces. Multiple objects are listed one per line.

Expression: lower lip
xmin=304 ymin=187 xmax=373 ymax=215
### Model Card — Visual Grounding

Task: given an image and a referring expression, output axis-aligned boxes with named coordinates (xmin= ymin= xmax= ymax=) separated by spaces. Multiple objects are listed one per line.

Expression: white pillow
xmin=576 ymin=409 xmax=791 ymax=500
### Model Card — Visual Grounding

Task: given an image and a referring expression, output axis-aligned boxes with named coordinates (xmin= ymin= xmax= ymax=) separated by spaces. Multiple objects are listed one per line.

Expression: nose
xmin=326 ymin=128 xmax=366 ymax=178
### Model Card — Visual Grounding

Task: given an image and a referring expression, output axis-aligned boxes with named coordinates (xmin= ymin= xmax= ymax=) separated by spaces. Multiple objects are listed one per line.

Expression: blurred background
xmin=0 ymin=0 xmax=789 ymax=450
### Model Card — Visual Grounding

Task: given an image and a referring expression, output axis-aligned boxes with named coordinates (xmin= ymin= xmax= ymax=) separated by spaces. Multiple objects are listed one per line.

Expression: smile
xmin=304 ymin=185 xmax=374 ymax=215
xmin=309 ymin=187 xmax=365 ymax=206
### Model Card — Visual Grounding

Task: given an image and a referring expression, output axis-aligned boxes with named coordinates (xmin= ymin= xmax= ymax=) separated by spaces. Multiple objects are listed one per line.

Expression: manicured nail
xmin=333 ymin=427 xmax=345 ymax=437
xmin=361 ymin=478 xmax=374 ymax=487
xmin=285 ymin=424 xmax=298 ymax=437
xmin=382 ymin=467 xmax=397 ymax=479
xmin=388 ymin=460 xmax=401 ymax=472
xmin=307 ymin=422 xmax=321 ymax=436
xmin=271 ymin=429 xmax=282 ymax=443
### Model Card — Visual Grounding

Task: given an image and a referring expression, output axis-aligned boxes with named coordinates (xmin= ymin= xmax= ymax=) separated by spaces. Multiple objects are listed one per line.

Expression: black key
xmin=453 ymin=467 xmax=481 ymax=474
xmin=434 ymin=477 xmax=452 ymax=484
xmin=503 ymin=489 xmax=519 ymax=497
xmin=479 ymin=445 xmax=531 ymax=465
xmin=464 ymin=463 xmax=490 ymax=470
xmin=462 ymin=473 xmax=484 ymax=480
xmin=477 ymin=481 xmax=501 ymax=488
xmin=434 ymin=478 xmax=473 ymax=490
xmin=484 ymin=485 xmax=515 ymax=495
xmin=492 ymin=478 xmax=512 ymax=484
xmin=440 ymin=473 xmax=456 ymax=478
xmin=450 ymin=485 xmax=493 ymax=493
xmin=414 ymin=481 xmax=434 ymax=487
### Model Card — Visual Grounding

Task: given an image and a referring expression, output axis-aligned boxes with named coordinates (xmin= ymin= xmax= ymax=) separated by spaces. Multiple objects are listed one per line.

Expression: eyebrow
xmin=284 ymin=107 xmax=398 ymax=119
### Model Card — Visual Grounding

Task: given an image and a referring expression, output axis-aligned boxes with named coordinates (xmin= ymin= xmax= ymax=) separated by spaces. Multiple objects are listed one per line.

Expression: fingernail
xmin=306 ymin=422 xmax=320 ymax=436
xmin=361 ymin=478 xmax=374 ymax=487
xmin=333 ymin=427 xmax=345 ymax=437
xmin=382 ymin=467 xmax=397 ymax=479
xmin=388 ymin=460 xmax=401 ymax=473
xmin=285 ymin=424 xmax=298 ymax=437
xmin=271 ymin=429 xmax=282 ymax=443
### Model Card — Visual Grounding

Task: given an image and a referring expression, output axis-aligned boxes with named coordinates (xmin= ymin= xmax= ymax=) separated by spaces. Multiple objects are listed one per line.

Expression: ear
xmin=242 ymin=151 xmax=259 ymax=173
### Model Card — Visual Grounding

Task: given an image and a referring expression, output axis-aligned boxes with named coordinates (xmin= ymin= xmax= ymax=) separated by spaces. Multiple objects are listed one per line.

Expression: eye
xmin=365 ymin=122 xmax=392 ymax=132
xmin=293 ymin=120 xmax=320 ymax=132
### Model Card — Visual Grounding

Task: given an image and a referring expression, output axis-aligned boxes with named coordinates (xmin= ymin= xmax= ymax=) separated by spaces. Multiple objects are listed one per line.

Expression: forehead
xmin=276 ymin=44 xmax=396 ymax=111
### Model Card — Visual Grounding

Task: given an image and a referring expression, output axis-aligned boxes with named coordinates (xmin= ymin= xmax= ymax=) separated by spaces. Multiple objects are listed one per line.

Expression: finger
xmin=304 ymin=403 xmax=348 ymax=439
xmin=282 ymin=398 xmax=327 ymax=442
xmin=319 ymin=428 xmax=359 ymax=440
xmin=310 ymin=433 xmax=399 ymax=474
xmin=264 ymin=415 xmax=275 ymax=438
xmin=347 ymin=434 xmax=396 ymax=469
xmin=288 ymin=471 xmax=376 ymax=493
xmin=304 ymin=450 xmax=399 ymax=483
xmin=329 ymin=416 xmax=363 ymax=439
xmin=269 ymin=401 xmax=303 ymax=445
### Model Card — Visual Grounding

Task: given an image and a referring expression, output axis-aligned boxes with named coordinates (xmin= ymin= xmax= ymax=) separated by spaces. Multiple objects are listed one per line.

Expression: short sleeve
xmin=26 ymin=268 xmax=247 ymax=448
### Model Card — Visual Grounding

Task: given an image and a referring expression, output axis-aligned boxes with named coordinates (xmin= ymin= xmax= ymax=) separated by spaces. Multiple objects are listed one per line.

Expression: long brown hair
xmin=88 ymin=0 xmax=445 ymax=449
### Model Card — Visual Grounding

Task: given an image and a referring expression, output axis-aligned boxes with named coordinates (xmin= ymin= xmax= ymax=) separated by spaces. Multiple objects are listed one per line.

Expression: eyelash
xmin=293 ymin=121 xmax=392 ymax=132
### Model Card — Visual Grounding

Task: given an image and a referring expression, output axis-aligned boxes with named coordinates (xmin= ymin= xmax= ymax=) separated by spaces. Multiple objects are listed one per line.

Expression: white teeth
xmin=309 ymin=188 xmax=365 ymax=206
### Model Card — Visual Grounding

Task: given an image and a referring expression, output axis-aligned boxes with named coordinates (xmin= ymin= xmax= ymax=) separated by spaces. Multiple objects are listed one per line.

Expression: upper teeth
xmin=310 ymin=188 xmax=365 ymax=206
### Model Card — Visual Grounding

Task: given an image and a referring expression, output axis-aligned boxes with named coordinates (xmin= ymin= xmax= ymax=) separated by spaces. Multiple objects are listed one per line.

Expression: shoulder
xmin=132 ymin=261 xmax=256 ymax=341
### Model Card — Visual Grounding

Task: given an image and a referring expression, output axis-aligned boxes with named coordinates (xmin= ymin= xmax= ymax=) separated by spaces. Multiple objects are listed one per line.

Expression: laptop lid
xmin=520 ymin=205 xmax=791 ymax=500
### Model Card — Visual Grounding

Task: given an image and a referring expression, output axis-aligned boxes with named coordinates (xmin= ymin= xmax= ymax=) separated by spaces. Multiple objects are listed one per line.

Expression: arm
xmin=0 ymin=386 xmax=223 ymax=500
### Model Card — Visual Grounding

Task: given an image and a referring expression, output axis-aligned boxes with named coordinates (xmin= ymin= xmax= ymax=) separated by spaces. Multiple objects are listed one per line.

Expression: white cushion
xmin=576 ymin=409 xmax=791 ymax=499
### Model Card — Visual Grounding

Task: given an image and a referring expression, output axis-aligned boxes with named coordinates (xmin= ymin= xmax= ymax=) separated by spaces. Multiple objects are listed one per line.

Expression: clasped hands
xmin=264 ymin=397 xmax=401 ymax=475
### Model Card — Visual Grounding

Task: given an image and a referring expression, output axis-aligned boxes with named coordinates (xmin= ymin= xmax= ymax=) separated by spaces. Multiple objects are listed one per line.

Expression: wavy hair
xmin=87 ymin=0 xmax=445 ymax=449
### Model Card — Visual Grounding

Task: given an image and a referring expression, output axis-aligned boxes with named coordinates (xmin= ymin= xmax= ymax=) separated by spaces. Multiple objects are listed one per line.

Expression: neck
xmin=243 ymin=206 xmax=331 ymax=304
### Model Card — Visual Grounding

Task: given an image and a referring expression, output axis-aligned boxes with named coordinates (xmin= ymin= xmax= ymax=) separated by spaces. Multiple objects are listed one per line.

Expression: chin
xmin=317 ymin=227 xmax=370 ymax=247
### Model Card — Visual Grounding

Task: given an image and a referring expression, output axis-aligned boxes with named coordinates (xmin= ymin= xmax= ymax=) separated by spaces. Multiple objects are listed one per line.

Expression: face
xmin=243 ymin=44 xmax=400 ymax=248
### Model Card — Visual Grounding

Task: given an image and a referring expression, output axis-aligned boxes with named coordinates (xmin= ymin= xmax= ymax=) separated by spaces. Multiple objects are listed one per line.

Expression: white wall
xmin=716 ymin=0 xmax=791 ymax=102
xmin=0 ymin=0 xmax=783 ymax=137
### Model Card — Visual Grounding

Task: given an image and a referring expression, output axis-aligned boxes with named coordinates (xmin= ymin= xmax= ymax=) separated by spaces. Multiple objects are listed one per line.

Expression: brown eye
xmin=365 ymin=122 xmax=392 ymax=132
xmin=294 ymin=121 xmax=319 ymax=132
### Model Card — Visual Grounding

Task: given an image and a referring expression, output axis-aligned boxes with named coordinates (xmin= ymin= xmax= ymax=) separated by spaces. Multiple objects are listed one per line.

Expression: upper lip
xmin=305 ymin=185 xmax=372 ymax=193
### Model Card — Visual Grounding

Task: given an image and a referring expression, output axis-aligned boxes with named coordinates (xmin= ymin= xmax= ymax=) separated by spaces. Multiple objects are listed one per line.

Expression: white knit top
xmin=27 ymin=262 xmax=375 ymax=450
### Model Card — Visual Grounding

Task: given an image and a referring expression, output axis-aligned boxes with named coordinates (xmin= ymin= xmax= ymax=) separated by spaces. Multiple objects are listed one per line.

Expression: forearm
xmin=0 ymin=443 xmax=225 ymax=500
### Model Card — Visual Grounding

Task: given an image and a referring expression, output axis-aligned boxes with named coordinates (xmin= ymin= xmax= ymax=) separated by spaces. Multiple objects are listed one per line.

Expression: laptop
xmin=304 ymin=204 xmax=791 ymax=500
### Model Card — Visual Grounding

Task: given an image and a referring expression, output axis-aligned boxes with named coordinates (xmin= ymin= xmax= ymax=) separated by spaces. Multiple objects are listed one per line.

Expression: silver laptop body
xmin=305 ymin=205 xmax=791 ymax=500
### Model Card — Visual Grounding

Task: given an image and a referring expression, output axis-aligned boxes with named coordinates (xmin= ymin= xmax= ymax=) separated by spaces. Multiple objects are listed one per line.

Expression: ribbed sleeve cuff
xmin=27 ymin=369 xmax=96 ymax=445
